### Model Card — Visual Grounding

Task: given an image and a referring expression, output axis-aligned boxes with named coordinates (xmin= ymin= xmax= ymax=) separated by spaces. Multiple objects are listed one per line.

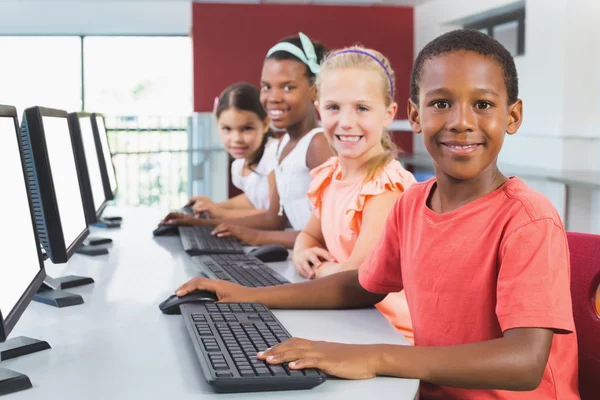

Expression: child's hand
xmin=187 ymin=195 xmax=209 ymax=206
xmin=160 ymin=212 xmax=203 ymax=226
xmin=211 ymin=223 xmax=260 ymax=246
xmin=292 ymin=247 xmax=335 ymax=279
xmin=175 ymin=277 xmax=253 ymax=303
xmin=192 ymin=198 xmax=219 ymax=216
xmin=258 ymin=338 xmax=379 ymax=380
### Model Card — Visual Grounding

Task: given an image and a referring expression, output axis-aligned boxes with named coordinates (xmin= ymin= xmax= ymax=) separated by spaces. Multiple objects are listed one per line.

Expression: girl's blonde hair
xmin=316 ymin=46 xmax=398 ymax=182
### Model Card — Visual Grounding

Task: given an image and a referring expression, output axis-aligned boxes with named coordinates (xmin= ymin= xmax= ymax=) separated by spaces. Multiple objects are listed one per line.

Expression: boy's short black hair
xmin=267 ymin=35 xmax=328 ymax=84
xmin=410 ymin=29 xmax=518 ymax=104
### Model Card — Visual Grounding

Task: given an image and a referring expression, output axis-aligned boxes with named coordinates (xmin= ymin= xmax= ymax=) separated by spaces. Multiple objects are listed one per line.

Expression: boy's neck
xmin=431 ymin=163 xmax=507 ymax=214
xmin=286 ymin=114 xmax=319 ymax=141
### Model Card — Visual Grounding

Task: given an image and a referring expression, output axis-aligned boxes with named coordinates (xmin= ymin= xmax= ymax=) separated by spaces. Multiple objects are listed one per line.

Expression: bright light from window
xmin=0 ymin=37 xmax=82 ymax=117
xmin=83 ymin=37 xmax=192 ymax=116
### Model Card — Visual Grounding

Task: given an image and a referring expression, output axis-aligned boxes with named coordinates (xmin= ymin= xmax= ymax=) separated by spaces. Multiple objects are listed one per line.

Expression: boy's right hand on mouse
xmin=292 ymin=247 xmax=335 ymax=279
xmin=175 ymin=277 xmax=253 ymax=303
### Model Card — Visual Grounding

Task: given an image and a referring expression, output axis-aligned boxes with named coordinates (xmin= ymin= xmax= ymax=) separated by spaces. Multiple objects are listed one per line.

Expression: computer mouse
xmin=158 ymin=290 xmax=218 ymax=315
xmin=153 ymin=224 xmax=179 ymax=237
xmin=247 ymin=244 xmax=289 ymax=263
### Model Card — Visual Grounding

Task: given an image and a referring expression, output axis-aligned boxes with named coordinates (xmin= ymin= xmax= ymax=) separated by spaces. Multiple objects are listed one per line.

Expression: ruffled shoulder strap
xmin=346 ymin=159 xmax=417 ymax=234
xmin=306 ymin=156 xmax=340 ymax=210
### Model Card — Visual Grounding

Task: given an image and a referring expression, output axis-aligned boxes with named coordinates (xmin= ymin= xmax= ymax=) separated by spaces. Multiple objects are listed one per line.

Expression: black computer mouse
xmin=247 ymin=244 xmax=289 ymax=263
xmin=159 ymin=290 xmax=218 ymax=315
xmin=153 ymin=224 xmax=179 ymax=237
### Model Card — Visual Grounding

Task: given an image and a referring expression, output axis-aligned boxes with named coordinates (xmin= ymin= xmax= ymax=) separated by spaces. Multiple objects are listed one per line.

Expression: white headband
xmin=266 ymin=32 xmax=320 ymax=76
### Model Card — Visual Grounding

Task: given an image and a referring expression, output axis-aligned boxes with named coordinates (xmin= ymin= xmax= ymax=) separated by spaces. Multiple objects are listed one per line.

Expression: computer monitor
xmin=20 ymin=106 xmax=89 ymax=264
xmin=91 ymin=113 xmax=118 ymax=201
xmin=68 ymin=113 xmax=108 ymax=225
xmin=0 ymin=105 xmax=49 ymax=395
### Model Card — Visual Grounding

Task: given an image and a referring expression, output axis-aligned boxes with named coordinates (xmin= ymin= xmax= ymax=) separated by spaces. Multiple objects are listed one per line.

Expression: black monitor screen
xmin=0 ymin=107 xmax=45 ymax=342
xmin=79 ymin=116 xmax=106 ymax=214
xmin=95 ymin=116 xmax=118 ymax=198
xmin=42 ymin=116 xmax=88 ymax=249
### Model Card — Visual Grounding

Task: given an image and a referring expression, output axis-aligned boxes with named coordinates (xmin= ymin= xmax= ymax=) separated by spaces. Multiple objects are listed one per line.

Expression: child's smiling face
xmin=408 ymin=50 xmax=523 ymax=181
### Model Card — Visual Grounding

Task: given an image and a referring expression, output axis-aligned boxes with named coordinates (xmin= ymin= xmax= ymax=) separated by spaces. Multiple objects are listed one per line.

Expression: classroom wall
xmin=191 ymin=3 xmax=414 ymax=118
xmin=414 ymin=0 xmax=600 ymax=233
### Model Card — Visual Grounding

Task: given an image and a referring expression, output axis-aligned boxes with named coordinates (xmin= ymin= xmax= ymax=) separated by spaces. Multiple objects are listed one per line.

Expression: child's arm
xmin=292 ymin=215 xmax=335 ymax=278
xmin=212 ymin=224 xmax=299 ymax=248
xmin=259 ymin=327 xmax=553 ymax=391
xmin=315 ymin=191 xmax=401 ymax=278
xmin=216 ymin=193 xmax=256 ymax=210
xmin=176 ymin=270 xmax=385 ymax=310
xmin=163 ymin=172 xmax=287 ymax=229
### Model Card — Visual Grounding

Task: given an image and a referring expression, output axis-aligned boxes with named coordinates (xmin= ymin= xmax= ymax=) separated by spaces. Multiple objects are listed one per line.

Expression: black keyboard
xmin=181 ymin=302 xmax=326 ymax=393
xmin=191 ymin=254 xmax=289 ymax=287
xmin=181 ymin=205 xmax=194 ymax=215
xmin=179 ymin=226 xmax=244 ymax=255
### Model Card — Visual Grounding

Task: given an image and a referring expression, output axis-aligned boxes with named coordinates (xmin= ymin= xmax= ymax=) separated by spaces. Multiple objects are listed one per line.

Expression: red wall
xmin=192 ymin=3 xmax=414 ymax=120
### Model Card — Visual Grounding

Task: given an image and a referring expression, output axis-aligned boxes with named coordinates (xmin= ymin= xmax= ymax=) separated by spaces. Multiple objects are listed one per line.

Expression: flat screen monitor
xmin=20 ymin=106 xmax=89 ymax=263
xmin=68 ymin=113 xmax=108 ymax=224
xmin=91 ymin=113 xmax=118 ymax=200
xmin=0 ymin=105 xmax=46 ymax=342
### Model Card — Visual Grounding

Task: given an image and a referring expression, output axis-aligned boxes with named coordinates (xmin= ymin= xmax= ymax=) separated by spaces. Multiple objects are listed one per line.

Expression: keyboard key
xmin=181 ymin=302 xmax=326 ymax=392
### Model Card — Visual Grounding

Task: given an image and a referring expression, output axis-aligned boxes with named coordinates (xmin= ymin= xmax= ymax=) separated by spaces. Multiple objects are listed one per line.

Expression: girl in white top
xmin=187 ymin=82 xmax=278 ymax=219
xmin=162 ymin=33 xmax=333 ymax=248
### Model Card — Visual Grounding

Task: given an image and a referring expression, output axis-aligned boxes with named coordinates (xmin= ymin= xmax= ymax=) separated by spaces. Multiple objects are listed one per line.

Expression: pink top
xmin=307 ymin=156 xmax=417 ymax=342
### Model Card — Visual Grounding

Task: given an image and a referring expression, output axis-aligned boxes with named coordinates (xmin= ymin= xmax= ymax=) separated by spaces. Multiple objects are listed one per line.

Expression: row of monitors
xmin=0 ymin=105 xmax=118 ymax=342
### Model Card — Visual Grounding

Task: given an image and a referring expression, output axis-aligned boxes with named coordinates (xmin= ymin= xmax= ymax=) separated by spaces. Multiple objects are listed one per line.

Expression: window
xmin=0 ymin=35 xmax=193 ymax=208
xmin=83 ymin=37 xmax=192 ymax=115
xmin=466 ymin=6 xmax=525 ymax=56
xmin=0 ymin=37 xmax=82 ymax=116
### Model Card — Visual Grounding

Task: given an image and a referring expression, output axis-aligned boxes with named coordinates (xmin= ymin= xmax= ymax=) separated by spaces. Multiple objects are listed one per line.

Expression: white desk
xmin=3 ymin=207 xmax=419 ymax=399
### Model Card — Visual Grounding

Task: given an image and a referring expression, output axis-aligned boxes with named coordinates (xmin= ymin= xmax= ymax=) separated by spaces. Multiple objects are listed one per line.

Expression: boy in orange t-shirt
xmin=175 ymin=29 xmax=580 ymax=399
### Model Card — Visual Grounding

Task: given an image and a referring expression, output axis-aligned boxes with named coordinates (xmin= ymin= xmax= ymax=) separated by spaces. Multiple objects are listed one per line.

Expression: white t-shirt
xmin=230 ymin=138 xmax=279 ymax=210
xmin=274 ymin=127 xmax=324 ymax=230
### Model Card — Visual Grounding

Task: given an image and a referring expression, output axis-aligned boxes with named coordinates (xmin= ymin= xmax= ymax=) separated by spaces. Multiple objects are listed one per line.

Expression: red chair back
xmin=567 ymin=232 xmax=600 ymax=400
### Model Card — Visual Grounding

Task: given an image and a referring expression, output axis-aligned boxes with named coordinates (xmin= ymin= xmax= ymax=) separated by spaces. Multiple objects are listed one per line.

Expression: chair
xmin=566 ymin=232 xmax=600 ymax=399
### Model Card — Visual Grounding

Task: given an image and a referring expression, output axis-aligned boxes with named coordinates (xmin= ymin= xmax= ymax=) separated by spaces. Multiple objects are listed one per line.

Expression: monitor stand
xmin=0 ymin=368 xmax=31 ymax=395
xmin=75 ymin=243 xmax=109 ymax=256
xmin=0 ymin=337 xmax=51 ymax=395
xmin=102 ymin=215 xmax=122 ymax=222
xmin=32 ymin=276 xmax=93 ymax=308
xmin=93 ymin=218 xmax=121 ymax=229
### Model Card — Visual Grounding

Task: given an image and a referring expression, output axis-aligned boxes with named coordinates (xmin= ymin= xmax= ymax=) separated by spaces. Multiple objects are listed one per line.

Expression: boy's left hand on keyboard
xmin=257 ymin=338 xmax=379 ymax=380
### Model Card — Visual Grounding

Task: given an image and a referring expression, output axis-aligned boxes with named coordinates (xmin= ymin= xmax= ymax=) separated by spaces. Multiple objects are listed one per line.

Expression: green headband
xmin=266 ymin=32 xmax=320 ymax=75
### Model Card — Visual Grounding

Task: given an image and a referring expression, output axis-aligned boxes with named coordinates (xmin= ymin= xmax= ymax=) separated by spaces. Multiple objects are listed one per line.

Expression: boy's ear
xmin=506 ymin=99 xmax=523 ymax=135
xmin=407 ymin=99 xmax=422 ymax=134
xmin=314 ymin=100 xmax=320 ymax=112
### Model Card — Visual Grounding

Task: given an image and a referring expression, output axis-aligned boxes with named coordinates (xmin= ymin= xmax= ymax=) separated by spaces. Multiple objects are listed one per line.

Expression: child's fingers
xmin=312 ymin=247 xmax=335 ymax=262
xmin=308 ymin=254 xmax=322 ymax=268
xmin=298 ymin=262 xmax=314 ymax=279
xmin=175 ymin=277 xmax=213 ymax=296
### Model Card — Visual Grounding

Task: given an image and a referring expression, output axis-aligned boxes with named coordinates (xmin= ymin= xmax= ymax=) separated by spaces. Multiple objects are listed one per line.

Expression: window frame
xmin=465 ymin=7 xmax=525 ymax=56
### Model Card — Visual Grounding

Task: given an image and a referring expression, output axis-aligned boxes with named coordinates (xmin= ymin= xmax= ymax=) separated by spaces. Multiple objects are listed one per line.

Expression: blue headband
xmin=266 ymin=32 xmax=320 ymax=76
xmin=326 ymin=49 xmax=394 ymax=99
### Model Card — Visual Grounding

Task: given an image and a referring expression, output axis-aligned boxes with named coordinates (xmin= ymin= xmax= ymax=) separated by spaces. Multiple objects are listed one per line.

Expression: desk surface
xmin=4 ymin=207 xmax=419 ymax=399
